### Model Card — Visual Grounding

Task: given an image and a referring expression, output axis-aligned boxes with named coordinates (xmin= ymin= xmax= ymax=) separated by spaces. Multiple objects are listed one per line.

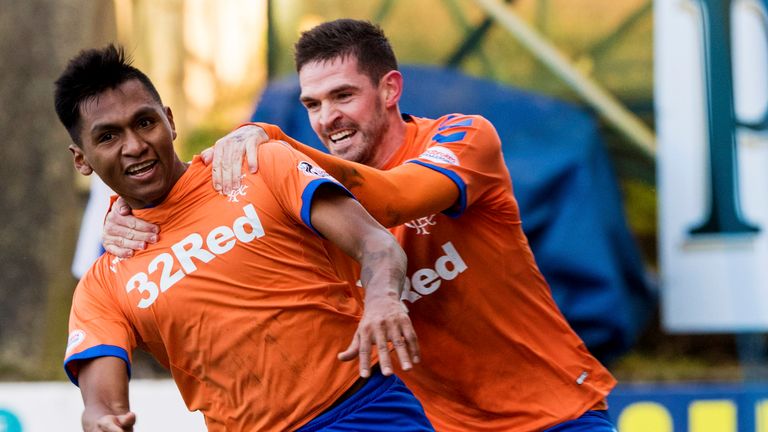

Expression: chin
xmin=332 ymin=149 xmax=357 ymax=163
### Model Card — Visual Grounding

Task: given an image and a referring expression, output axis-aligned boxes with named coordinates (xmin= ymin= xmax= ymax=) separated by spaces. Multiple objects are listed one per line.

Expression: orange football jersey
xmin=257 ymin=116 xmax=616 ymax=431
xmin=65 ymin=143 xmax=365 ymax=431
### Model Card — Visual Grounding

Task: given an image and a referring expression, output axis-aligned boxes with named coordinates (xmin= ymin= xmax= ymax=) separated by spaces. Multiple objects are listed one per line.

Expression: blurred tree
xmin=0 ymin=0 xmax=116 ymax=379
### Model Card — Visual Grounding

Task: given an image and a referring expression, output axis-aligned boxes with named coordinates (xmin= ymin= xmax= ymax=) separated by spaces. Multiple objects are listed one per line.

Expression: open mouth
xmin=329 ymin=129 xmax=356 ymax=144
xmin=125 ymin=160 xmax=157 ymax=176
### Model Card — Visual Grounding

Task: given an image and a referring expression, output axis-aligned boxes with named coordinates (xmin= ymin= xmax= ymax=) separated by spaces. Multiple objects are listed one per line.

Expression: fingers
xmin=96 ymin=413 xmax=134 ymax=432
xmin=103 ymin=199 xmax=159 ymax=258
xmin=115 ymin=197 xmax=132 ymax=216
xmin=401 ymin=317 xmax=421 ymax=364
xmin=386 ymin=315 xmax=420 ymax=371
xmin=103 ymin=219 xmax=157 ymax=248
xmin=212 ymin=141 xmax=224 ymax=192
xmin=200 ymin=146 xmax=214 ymax=165
xmin=220 ymin=141 xmax=234 ymax=194
xmin=344 ymin=304 xmax=420 ymax=379
xmin=107 ymin=198 xmax=159 ymax=238
xmin=337 ymin=333 xmax=372 ymax=378
xmin=97 ymin=421 xmax=125 ymax=432
xmin=245 ymin=141 xmax=259 ymax=174
xmin=103 ymin=215 xmax=158 ymax=240
xmin=337 ymin=334 xmax=360 ymax=362
xmin=103 ymin=235 xmax=144 ymax=258
xmin=374 ymin=325 xmax=393 ymax=376
xmin=212 ymin=125 xmax=269 ymax=193
xmin=223 ymin=138 xmax=243 ymax=194
xmin=212 ymin=135 xmax=244 ymax=195
xmin=116 ymin=412 xmax=136 ymax=428
xmin=357 ymin=334 xmax=372 ymax=378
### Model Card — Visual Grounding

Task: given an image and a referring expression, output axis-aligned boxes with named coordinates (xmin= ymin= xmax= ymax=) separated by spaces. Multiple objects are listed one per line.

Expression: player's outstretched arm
xmin=102 ymin=196 xmax=159 ymax=258
xmin=310 ymin=184 xmax=420 ymax=378
xmin=78 ymin=356 xmax=135 ymax=432
xmin=207 ymin=123 xmax=459 ymax=227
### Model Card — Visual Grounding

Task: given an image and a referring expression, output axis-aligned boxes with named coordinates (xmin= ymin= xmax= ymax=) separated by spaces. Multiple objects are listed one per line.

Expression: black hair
xmin=54 ymin=44 xmax=162 ymax=146
xmin=294 ymin=19 xmax=398 ymax=85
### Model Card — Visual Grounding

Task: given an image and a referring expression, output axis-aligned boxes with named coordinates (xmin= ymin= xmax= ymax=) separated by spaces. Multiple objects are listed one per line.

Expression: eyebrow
xmin=89 ymin=106 xmax=159 ymax=135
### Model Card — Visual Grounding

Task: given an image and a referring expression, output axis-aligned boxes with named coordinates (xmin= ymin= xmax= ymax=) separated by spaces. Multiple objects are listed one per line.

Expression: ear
xmin=165 ymin=106 xmax=177 ymax=140
xmin=379 ymin=70 xmax=403 ymax=109
xmin=68 ymin=144 xmax=93 ymax=176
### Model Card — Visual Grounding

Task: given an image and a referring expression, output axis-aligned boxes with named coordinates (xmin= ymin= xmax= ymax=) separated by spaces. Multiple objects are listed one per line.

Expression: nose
xmin=318 ymin=102 xmax=340 ymax=130
xmin=122 ymin=129 xmax=147 ymax=157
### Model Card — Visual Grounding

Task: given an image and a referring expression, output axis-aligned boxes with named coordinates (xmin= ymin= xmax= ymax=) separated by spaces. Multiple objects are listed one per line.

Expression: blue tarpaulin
xmin=250 ymin=65 xmax=654 ymax=363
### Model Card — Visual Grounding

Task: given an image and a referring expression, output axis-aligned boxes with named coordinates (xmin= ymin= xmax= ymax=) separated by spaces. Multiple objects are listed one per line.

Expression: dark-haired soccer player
xmin=55 ymin=44 xmax=431 ymax=431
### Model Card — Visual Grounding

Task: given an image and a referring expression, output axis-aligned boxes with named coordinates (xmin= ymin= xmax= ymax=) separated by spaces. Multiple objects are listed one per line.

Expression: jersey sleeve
xmin=64 ymin=258 xmax=137 ymax=386
xmin=405 ymin=114 xmax=507 ymax=217
xmin=256 ymin=141 xmax=353 ymax=235
xmin=248 ymin=123 xmax=459 ymax=228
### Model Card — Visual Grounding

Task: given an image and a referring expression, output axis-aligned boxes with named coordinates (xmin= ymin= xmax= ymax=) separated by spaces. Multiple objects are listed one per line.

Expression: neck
xmin=126 ymin=158 xmax=189 ymax=209
xmin=368 ymin=108 xmax=407 ymax=169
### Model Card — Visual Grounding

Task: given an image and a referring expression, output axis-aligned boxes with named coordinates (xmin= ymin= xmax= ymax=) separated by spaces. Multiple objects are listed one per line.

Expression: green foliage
xmin=180 ymin=126 xmax=232 ymax=161
xmin=613 ymin=352 xmax=741 ymax=382
xmin=270 ymin=0 xmax=654 ymax=100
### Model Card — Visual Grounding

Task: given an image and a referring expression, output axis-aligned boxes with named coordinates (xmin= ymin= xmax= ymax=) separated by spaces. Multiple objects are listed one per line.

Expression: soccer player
xmin=55 ymin=44 xmax=432 ymax=431
xmin=105 ymin=20 xmax=618 ymax=431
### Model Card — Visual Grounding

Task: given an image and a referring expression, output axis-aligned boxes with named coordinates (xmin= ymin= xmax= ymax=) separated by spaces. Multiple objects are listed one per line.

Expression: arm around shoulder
xmin=216 ymin=122 xmax=461 ymax=226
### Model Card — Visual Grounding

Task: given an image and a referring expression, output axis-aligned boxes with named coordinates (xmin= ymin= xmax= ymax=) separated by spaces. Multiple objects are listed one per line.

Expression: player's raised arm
xmin=77 ymin=356 xmax=135 ymax=432
xmin=309 ymin=183 xmax=420 ymax=378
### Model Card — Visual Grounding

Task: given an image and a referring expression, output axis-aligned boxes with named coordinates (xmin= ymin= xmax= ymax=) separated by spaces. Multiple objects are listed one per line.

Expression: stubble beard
xmin=327 ymin=102 xmax=390 ymax=166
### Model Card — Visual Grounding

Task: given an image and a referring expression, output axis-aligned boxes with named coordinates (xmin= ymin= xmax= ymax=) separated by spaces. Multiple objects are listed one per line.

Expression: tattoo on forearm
xmin=336 ymin=167 xmax=365 ymax=190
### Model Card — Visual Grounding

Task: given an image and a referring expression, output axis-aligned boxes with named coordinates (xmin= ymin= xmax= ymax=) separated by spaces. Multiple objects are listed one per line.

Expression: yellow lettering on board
xmin=756 ymin=400 xmax=768 ymax=432
xmin=689 ymin=400 xmax=736 ymax=432
xmin=617 ymin=402 xmax=672 ymax=432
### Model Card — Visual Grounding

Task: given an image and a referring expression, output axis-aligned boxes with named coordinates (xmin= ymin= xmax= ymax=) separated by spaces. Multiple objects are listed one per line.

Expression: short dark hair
xmin=54 ymin=44 xmax=162 ymax=146
xmin=294 ymin=19 xmax=398 ymax=85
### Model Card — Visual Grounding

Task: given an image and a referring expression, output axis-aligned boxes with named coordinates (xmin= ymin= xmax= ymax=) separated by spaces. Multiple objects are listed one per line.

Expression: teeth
xmin=330 ymin=130 xmax=354 ymax=142
xmin=127 ymin=160 xmax=155 ymax=175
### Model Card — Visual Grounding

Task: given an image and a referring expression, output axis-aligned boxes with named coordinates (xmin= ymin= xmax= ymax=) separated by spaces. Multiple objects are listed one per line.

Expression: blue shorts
xmin=543 ymin=410 xmax=617 ymax=432
xmin=297 ymin=369 xmax=434 ymax=431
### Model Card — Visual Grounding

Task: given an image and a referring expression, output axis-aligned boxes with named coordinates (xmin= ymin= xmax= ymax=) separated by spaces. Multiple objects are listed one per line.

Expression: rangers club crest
xmin=405 ymin=215 xmax=437 ymax=235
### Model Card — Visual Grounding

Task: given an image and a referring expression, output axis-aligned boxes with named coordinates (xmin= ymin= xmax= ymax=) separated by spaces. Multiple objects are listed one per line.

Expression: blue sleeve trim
xmin=64 ymin=344 xmax=131 ymax=387
xmin=437 ymin=118 xmax=473 ymax=131
xmin=300 ymin=179 xmax=354 ymax=236
xmin=432 ymin=131 xmax=467 ymax=144
xmin=407 ymin=160 xmax=467 ymax=217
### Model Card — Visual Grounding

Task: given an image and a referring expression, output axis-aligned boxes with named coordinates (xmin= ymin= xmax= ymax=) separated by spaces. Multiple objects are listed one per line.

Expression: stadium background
xmin=0 ymin=0 xmax=764 ymax=430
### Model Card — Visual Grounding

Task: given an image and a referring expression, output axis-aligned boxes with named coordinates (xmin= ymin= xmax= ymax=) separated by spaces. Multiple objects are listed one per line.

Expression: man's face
xmin=70 ymin=79 xmax=184 ymax=209
xmin=298 ymin=56 xmax=389 ymax=165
